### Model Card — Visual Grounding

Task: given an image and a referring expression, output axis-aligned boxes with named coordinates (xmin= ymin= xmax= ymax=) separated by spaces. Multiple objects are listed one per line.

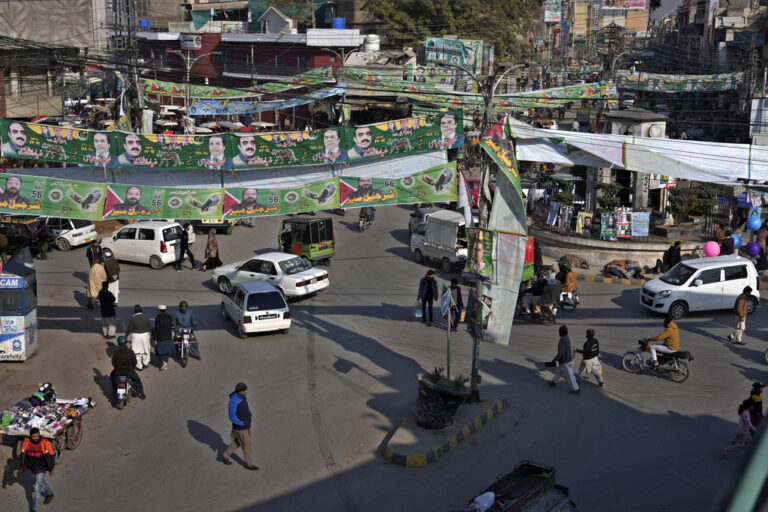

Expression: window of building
xmin=275 ymin=55 xmax=286 ymax=68
xmin=297 ymin=55 xmax=309 ymax=68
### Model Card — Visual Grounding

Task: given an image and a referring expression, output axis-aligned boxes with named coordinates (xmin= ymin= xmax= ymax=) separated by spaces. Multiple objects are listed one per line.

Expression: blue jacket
xmin=228 ymin=391 xmax=251 ymax=431
xmin=418 ymin=276 xmax=438 ymax=300
xmin=174 ymin=309 xmax=198 ymax=329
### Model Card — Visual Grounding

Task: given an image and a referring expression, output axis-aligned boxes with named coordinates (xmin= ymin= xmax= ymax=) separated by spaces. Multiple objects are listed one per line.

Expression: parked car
xmin=221 ymin=281 xmax=291 ymax=338
xmin=191 ymin=218 xmax=236 ymax=235
xmin=212 ymin=251 xmax=329 ymax=298
xmin=42 ymin=217 xmax=97 ymax=251
xmin=147 ymin=219 xmax=195 ymax=244
xmin=100 ymin=220 xmax=183 ymax=270
xmin=640 ymin=256 xmax=760 ymax=319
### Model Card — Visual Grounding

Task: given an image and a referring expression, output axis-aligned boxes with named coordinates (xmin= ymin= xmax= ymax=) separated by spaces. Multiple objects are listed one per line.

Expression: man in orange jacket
xmin=14 ymin=427 xmax=55 ymax=510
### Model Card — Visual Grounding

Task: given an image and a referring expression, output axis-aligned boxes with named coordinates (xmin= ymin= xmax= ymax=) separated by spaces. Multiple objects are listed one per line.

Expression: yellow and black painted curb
xmin=578 ymin=273 xmax=644 ymax=287
xmin=384 ymin=399 xmax=507 ymax=468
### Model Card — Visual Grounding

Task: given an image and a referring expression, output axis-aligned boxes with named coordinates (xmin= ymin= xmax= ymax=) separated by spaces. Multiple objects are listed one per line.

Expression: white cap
xmin=158 ymin=305 xmax=166 ymax=310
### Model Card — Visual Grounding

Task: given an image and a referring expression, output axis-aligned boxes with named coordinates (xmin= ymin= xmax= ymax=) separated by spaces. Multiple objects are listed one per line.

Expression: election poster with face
xmin=222 ymin=178 xmax=339 ymax=218
xmin=340 ymin=176 xmax=398 ymax=206
xmin=165 ymin=188 xmax=224 ymax=220
xmin=463 ymin=227 xmax=495 ymax=282
xmin=103 ymin=184 xmax=165 ymax=219
xmin=0 ymin=173 xmax=107 ymax=220
xmin=113 ymin=132 xmax=235 ymax=170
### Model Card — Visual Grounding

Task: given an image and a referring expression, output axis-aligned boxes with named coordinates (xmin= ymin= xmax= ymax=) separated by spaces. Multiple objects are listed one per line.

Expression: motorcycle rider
xmin=110 ymin=336 xmax=145 ymax=399
xmin=359 ymin=206 xmax=375 ymax=225
xmin=520 ymin=275 xmax=547 ymax=315
xmin=533 ymin=271 xmax=561 ymax=317
xmin=557 ymin=261 xmax=577 ymax=302
xmin=644 ymin=316 xmax=680 ymax=368
xmin=174 ymin=300 xmax=200 ymax=359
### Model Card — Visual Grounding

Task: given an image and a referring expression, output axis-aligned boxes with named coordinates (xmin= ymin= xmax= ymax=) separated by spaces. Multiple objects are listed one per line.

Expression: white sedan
xmin=212 ymin=251 xmax=330 ymax=298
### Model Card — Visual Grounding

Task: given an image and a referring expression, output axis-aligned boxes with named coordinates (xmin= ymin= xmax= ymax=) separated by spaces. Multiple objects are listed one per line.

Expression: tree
xmin=596 ymin=183 xmax=622 ymax=212
xmin=667 ymin=183 xmax=719 ymax=222
xmin=363 ymin=0 xmax=538 ymax=60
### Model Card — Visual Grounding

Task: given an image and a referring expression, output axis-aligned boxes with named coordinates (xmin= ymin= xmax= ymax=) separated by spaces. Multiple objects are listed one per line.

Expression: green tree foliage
xmin=667 ymin=183 xmax=719 ymax=222
xmin=364 ymin=0 xmax=538 ymax=59
xmin=596 ymin=183 xmax=622 ymax=211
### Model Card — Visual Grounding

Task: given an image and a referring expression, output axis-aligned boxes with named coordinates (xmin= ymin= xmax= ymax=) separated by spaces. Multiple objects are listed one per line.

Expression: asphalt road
xmin=1 ymin=205 xmax=766 ymax=511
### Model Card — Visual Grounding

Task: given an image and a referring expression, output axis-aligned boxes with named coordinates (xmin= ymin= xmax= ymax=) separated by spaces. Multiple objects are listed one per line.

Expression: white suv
xmin=640 ymin=256 xmax=760 ymax=319
xmin=100 ymin=220 xmax=183 ymax=270
xmin=43 ymin=217 xmax=97 ymax=251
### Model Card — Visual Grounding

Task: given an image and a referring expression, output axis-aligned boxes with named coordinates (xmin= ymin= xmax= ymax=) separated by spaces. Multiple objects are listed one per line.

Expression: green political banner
xmin=339 ymin=176 xmax=398 ymax=207
xmin=113 ymin=132 xmax=235 ymax=169
xmin=0 ymin=120 xmax=119 ymax=167
xmin=165 ymin=188 xmax=224 ymax=220
xmin=463 ymin=227 xmax=495 ymax=281
xmin=222 ymin=178 xmax=339 ymax=219
xmin=0 ymin=173 xmax=106 ymax=219
xmin=103 ymin=184 xmax=165 ymax=219
xmin=141 ymin=66 xmax=333 ymax=98
xmin=615 ymin=71 xmax=743 ymax=92
xmin=404 ymin=65 xmax=459 ymax=86
xmin=340 ymin=162 xmax=457 ymax=207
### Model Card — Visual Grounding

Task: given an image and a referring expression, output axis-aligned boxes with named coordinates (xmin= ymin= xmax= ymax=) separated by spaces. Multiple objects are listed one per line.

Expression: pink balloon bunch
xmin=702 ymin=241 xmax=720 ymax=257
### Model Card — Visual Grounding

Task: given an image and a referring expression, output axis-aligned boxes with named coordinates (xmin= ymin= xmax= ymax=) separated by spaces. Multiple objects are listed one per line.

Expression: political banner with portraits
xmin=340 ymin=176 xmax=399 ymax=207
xmin=221 ymin=177 xmax=340 ymax=219
xmin=0 ymin=112 xmax=463 ymax=170
xmin=463 ymin=227 xmax=495 ymax=282
xmin=0 ymin=173 xmax=107 ymax=219
xmin=339 ymin=162 xmax=457 ymax=207
xmin=103 ymin=184 xmax=165 ymax=219
xmin=0 ymin=119 xmax=119 ymax=167
xmin=576 ymin=211 xmax=593 ymax=235
xmin=600 ymin=211 xmax=618 ymax=241
xmin=188 ymin=87 xmax=344 ymax=116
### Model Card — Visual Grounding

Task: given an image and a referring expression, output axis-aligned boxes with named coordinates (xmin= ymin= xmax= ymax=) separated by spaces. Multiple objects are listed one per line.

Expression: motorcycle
xmin=326 ymin=208 xmax=345 ymax=216
xmin=559 ymin=289 xmax=580 ymax=312
xmin=622 ymin=340 xmax=693 ymax=383
xmin=175 ymin=328 xmax=195 ymax=368
xmin=358 ymin=210 xmax=375 ymax=231
xmin=115 ymin=375 xmax=132 ymax=410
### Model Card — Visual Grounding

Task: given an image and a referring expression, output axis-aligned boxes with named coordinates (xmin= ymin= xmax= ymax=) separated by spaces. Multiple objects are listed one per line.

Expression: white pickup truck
xmin=410 ymin=209 xmax=467 ymax=272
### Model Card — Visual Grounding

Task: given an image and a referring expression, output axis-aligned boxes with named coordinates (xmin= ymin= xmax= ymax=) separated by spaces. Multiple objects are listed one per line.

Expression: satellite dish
xmin=648 ymin=124 xmax=663 ymax=138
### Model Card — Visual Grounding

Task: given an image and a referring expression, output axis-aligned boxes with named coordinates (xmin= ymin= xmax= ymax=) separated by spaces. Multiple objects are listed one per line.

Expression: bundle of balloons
xmin=702 ymin=217 xmax=763 ymax=258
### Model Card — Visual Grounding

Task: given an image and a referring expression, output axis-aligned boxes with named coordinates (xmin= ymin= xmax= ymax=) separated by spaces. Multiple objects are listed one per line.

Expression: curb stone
xmin=384 ymin=399 xmax=507 ymax=468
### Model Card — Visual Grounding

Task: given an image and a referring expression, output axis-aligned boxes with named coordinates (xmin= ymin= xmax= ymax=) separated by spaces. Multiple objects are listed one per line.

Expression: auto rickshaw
xmin=278 ymin=217 xmax=334 ymax=266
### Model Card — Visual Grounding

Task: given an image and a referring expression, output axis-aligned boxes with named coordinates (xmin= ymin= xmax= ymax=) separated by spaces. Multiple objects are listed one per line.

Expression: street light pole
xmin=168 ymin=49 xmax=221 ymax=118
xmin=321 ymin=47 xmax=350 ymax=125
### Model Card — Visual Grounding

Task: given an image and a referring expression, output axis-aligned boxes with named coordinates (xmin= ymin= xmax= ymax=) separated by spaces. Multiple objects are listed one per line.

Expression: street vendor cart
xmin=1 ymin=384 xmax=94 ymax=462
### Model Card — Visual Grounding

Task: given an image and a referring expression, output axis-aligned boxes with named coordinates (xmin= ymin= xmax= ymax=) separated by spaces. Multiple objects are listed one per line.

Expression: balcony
xmin=168 ymin=20 xmax=248 ymax=34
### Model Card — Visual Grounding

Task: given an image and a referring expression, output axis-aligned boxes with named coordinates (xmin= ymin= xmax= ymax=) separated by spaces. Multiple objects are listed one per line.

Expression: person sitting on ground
xmin=721 ymin=230 xmax=735 ymax=256
xmin=662 ymin=241 xmax=682 ymax=271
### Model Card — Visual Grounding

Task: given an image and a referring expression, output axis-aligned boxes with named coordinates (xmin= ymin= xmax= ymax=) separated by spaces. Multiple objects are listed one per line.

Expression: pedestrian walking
xmin=103 ymin=249 xmax=120 ymax=304
xmin=749 ymin=382 xmax=764 ymax=427
xmin=723 ymin=400 xmax=757 ymax=458
xmin=126 ymin=305 xmax=152 ymax=370
xmin=417 ymin=270 xmax=438 ymax=327
xmin=549 ymin=325 xmax=579 ymax=394
xmin=727 ymin=286 xmax=751 ymax=345
xmin=87 ymin=261 xmax=106 ymax=309
xmin=218 ymin=382 xmax=258 ymax=470
xmin=201 ymin=229 xmax=222 ymax=271
xmin=448 ymin=278 xmax=464 ymax=332
xmin=98 ymin=281 xmax=117 ymax=339
xmin=175 ymin=223 xmax=196 ymax=271
xmin=13 ymin=427 xmax=55 ymax=511
xmin=86 ymin=239 xmax=103 ymax=266
xmin=576 ymin=328 xmax=604 ymax=387
xmin=153 ymin=304 xmax=173 ymax=371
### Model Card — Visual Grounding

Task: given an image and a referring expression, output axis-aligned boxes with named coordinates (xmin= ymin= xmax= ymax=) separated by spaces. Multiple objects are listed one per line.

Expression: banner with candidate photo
xmin=165 ymin=188 xmax=224 ymax=220
xmin=112 ymin=132 xmax=236 ymax=170
xmin=339 ymin=176 xmax=398 ymax=206
xmin=222 ymin=177 xmax=340 ymax=219
xmin=103 ymin=184 xmax=165 ymax=219
xmin=340 ymin=163 xmax=457 ymax=207
xmin=576 ymin=211 xmax=593 ymax=235
xmin=0 ymin=173 xmax=107 ymax=219
xmin=231 ymin=129 xmax=331 ymax=169
xmin=188 ymin=87 xmax=343 ymax=116
xmin=463 ymin=227 xmax=495 ymax=282
xmin=0 ymin=120 xmax=119 ymax=167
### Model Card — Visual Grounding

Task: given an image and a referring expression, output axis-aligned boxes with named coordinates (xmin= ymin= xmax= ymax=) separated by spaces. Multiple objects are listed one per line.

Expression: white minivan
xmin=100 ymin=220 xmax=183 ymax=269
xmin=42 ymin=217 xmax=97 ymax=251
xmin=640 ymin=256 xmax=760 ymax=319
xmin=221 ymin=281 xmax=291 ymax=338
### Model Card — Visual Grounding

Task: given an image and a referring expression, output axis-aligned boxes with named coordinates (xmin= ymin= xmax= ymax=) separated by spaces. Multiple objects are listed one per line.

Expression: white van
xmin=100 ymin=220 xmax=183 ymax=269
xmin=221 ymin=281 xmax=291 ymax=338
xmin=640 ymin=256 xmax=760 ymax=319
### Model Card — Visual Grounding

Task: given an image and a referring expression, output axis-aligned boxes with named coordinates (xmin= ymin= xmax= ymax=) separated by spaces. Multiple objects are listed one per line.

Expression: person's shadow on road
xmin=187 ymin=420 xmax=244 ymax=465
xmin=92 ymin=368 xmax=114 ymax=403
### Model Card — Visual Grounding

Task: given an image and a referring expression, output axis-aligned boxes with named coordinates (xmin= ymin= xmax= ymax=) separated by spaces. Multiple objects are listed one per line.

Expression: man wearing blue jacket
xmin=219 ymin=382 xmax=258 ymax=470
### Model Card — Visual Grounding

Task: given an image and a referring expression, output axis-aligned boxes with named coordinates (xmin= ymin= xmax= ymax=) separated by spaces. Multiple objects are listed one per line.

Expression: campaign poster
xmin=103 ymin=184 xmax=165 ymax=219
xmin=114 ymin=132 xmax=232 ymax=170
xmin=522 ymin=236 xmax=535 ymax=281
xmin=576 ymin=212 xmax=593 ymax=235
xmin=0 ymin=173 xmax=44 ymax=214
xmin=0 ymin=120 xmax=118 ymax=167
xmin=558 ymin=204 xmax=573 ymax=232
xmin=600 ymin=211 xmax=618 ymax=241
xmin=279 ymin=177 xmax=340 ymax=214
xmin=41 ymin=178 xmax=107 ymax=220
xmin=616 ymin=208 xmax=632 ymax=238
xmin=165 ymin=188 xmax=224 ymax=220
xmin=222 ymin=187 xmax=280 ymax=218
xmin=231 ymin=129 xmax=326 ymax=168
xmin=631 ymin=212 xmax=650 ymax=237
xmin=463 ymin=227 xmax=495 ymax=281
xmin=340 ymin=176 xmax=397 ymax=206
xmin=547 ymin=202 xmax=560 ymax=225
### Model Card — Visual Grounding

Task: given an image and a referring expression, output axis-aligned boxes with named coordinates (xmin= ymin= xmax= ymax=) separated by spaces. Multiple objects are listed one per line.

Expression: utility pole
xmin=168 ymin=49 xmax=221 ymax=118
xmin=322 ymin=47 xmax=351 ymax=125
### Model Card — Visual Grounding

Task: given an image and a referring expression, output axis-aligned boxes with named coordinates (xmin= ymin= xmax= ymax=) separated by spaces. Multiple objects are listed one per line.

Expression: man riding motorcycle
xmin=557 ymin=262 xmax=577 ymax=300
xmin=110 ymin=336 xmax=145 ymax=399
xmin=359 ymin=206 xmax=375 ymax=224
xmin=532 ymin=272 xmax=562 ymax=316
xmin=173 ymin=300 xmax=200 ymax=359
xmin=644 ymin=317 xmax=680 ymax=368
xmin=520 ymin=275 xmax=547 ymax=315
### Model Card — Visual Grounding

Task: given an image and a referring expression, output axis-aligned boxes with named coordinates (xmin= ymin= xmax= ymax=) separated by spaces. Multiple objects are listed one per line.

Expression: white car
xmin=221 ymin=281 xmax=291 ymax=338
xmin=100 ymin=220 xmax=184 ymax=269
xmin=640 ymin=256 xmax=760 ymax=319
xmin=42 ymin=217 xmax=97 ymax=251
xmin=212 ymin=251 xmax=329 ymax=298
